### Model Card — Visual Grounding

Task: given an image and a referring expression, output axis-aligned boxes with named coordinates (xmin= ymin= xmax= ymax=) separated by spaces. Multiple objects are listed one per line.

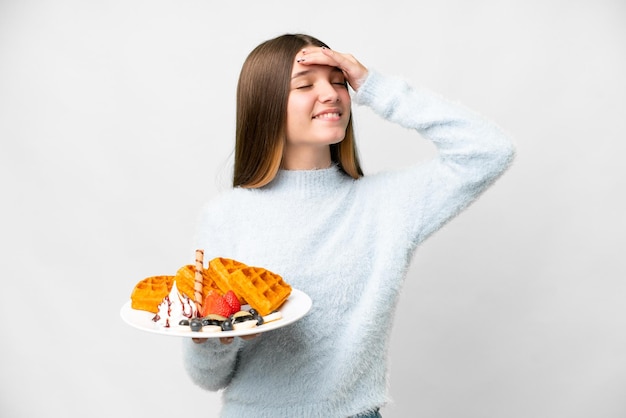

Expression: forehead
xmin=291 ymin=63 xmax=343 ymax=79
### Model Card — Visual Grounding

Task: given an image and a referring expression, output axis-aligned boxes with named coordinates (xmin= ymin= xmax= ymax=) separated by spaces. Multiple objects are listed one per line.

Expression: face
xmin=285 ymin=60 xmax=351 ymax=152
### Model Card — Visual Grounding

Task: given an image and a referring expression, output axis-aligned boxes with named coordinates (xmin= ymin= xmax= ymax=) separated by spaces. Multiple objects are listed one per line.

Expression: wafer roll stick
xmin=194 ymin=249 xmax=204 ymax=314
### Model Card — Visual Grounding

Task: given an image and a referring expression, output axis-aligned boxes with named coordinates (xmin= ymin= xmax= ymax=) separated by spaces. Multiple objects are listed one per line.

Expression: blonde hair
xmin=233 ymin=34 xmax=363 ymax=188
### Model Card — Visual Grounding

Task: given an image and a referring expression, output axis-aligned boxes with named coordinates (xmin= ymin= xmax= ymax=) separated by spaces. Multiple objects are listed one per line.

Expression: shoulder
xmin=196 ymin=188 xmax=252 ymax=228
xmin=201 ymin=187 xmax=258 ymax=209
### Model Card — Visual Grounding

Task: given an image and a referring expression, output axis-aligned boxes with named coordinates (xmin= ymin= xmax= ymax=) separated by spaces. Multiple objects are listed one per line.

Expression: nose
xmin=317 ymin=81 xmax=340 ymax=103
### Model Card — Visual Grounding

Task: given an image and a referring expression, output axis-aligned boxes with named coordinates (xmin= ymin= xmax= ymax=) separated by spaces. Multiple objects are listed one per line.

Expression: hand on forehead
xmin=295 ymin=47 xmax=369 ymax=91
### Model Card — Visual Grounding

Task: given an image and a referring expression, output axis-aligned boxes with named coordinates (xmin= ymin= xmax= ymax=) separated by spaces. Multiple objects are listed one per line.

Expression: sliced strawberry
xmin=223 ymin=290 xmax=241 ymax=315
xmin=200 ymin=292 xmax=217 ymax=317
xmin=202 ymin=291 xmax=231 ymax=317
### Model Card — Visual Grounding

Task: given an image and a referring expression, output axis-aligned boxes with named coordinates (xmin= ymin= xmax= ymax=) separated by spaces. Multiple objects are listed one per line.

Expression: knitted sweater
xmin=183 ymin=71 xmax=515 ymax=418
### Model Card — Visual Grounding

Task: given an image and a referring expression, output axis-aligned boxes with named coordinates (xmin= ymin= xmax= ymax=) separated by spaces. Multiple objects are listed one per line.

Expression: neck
xmin=282 ymin=144 xmax=331 ymax=170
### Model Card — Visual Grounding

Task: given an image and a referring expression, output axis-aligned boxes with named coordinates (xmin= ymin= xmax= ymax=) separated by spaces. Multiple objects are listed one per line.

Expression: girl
xmin=183 ymin=33 xmax=515 ymax=418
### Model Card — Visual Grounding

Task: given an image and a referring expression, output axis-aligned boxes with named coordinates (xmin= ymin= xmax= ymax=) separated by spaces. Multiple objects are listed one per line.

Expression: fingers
xmin=297 ymin=47 xmax=368 ymax=91
xmin=193 ymin=334 xmax=261 ymax=345
xmin=220 ymin=332 xmax=261 ymax=344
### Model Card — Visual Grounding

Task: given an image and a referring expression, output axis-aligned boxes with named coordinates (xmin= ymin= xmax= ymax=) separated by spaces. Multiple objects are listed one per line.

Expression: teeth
xmin=315 ymin=113 xmax=340 ymax=119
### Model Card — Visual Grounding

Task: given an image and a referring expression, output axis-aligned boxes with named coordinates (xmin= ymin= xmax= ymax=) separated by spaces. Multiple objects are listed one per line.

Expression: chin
xmin=324 ymin=131 xmax=347 ymax=145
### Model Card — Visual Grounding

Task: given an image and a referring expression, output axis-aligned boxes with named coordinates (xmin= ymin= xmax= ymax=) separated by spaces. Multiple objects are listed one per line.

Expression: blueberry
xmin=221 ymin=318 xmax=233 ymax=331
xmin=179 ymin=319 xmax=190 ymax=326
xmin=189 ymin=318 xmax=203 ymax=332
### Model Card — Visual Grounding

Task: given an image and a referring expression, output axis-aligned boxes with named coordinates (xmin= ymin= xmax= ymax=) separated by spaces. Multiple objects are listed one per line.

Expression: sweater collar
xmin=264 ymin=164 xmax=349 ymax=197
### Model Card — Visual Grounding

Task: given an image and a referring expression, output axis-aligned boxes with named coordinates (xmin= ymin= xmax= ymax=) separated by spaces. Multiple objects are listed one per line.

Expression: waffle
xmin=174 ymin=264 xmax=222 ymax=301
xmin=207 ymin=257 xmax=248 ymax=303
xmin=225 ymin=265 xmax=292 ymax=316
xmin=130 ymin=275 xmax=174 ymax=313
xmin=130 ymin=257 xmax=291 ymax=316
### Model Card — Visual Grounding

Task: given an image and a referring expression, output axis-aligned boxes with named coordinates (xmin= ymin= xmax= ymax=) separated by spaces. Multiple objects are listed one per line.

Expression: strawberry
xmin=223 ymin=290 xmax=241 ymax=315
xmin=201 ymin=291 xmax=231 ymax=317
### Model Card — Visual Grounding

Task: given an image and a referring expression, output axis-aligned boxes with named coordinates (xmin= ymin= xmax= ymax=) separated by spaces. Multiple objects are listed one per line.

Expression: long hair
xmin=233 ymin=34 xmax=363 ymax=188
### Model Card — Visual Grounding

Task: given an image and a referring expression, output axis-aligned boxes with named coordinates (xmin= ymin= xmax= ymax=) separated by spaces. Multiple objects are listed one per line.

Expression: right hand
xmin=297 ymin=46 xmax=369 ymax=91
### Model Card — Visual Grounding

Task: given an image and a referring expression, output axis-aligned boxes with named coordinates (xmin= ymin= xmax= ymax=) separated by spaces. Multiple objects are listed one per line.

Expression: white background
xmin=1 ymin=0 xmax=625 ymax=417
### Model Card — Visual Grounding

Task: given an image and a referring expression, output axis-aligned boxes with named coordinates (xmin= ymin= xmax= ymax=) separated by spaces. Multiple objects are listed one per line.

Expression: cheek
xmin=340 ymin=88 xmax=351 ymax=103
xmin=287 ymin=96 xmax=312 ymax=123
xmin=340 ymin=92 xmax=351 ymax=121
xmin=286 ymin=100 xmax=307 ymax=136
xmin=339 ymin=90 xmax=352 ymax=115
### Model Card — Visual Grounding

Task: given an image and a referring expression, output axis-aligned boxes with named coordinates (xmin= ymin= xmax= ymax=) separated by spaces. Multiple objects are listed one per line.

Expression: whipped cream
xmin=152 ymin=281 xmax=197 ymax=328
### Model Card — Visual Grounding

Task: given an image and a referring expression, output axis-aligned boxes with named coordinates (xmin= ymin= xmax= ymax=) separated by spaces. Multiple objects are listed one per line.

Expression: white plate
xmin=120 ymin=288 xmax=312 ymax=338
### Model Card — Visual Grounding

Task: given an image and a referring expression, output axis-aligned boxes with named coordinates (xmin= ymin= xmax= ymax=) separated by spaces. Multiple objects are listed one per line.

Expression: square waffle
xmin=208 ymin=257 xmax=249 ymax=303
xmin=226 ymin=266 xmax=292 ymax=316
xmin=130 ymin=275 xmax=174 ymax=313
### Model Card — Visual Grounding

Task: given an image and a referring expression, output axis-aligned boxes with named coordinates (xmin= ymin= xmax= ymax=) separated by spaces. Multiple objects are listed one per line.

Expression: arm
xmin=182 ymin=338 xmax=241 ymax=391
xmin=353 ymin=70 xmax=516 ymax=243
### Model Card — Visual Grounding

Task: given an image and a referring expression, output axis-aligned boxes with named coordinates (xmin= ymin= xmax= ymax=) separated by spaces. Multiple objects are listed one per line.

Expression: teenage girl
xmin=184 ymin=33 xmax=515 ymax=418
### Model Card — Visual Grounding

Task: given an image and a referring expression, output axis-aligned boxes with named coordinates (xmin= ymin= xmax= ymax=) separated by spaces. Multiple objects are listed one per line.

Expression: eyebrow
xmin=291 ymin=67 xmax=343 ymax=80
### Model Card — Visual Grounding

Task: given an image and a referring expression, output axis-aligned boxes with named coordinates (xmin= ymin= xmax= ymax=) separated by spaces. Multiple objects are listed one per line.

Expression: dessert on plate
xmin=129 ymin=252 xmax=291 ymax=332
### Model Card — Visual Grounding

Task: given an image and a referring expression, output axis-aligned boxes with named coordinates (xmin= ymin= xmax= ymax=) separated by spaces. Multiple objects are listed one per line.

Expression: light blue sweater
xmin=183 ymin=71 xmax=515 ymax=417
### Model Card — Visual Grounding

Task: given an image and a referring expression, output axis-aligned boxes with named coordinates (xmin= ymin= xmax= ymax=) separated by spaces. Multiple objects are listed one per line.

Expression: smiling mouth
xmin=313 ymin=112 xmax=341 ymax=120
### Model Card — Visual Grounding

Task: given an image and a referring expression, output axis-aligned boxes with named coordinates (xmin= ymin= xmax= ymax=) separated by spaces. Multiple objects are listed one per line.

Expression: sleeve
xmin=353 ymin=71 xmax=516 ymax=245
xmin=182 ymin=338 xmax=242 ymax=391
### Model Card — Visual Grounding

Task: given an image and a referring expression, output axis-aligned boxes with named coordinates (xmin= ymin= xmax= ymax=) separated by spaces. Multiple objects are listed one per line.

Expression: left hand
xmin=297 ymin=46 xmax=369 ymax=91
